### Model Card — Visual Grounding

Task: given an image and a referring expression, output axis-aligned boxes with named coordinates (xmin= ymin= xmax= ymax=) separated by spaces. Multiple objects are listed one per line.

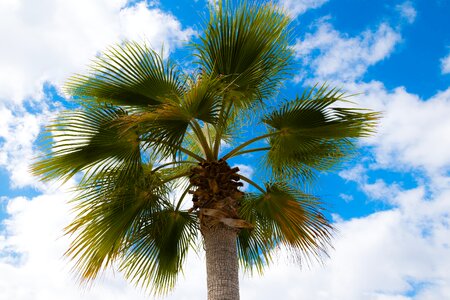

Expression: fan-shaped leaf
xmin=32 ymin=105 xmax=142 ymax=183
xmin=195 ymin=1 xmax=292 ymax=105
xmin=120 ymin=208 xmax=198 ymax=295
xmin=65 ymin=42 xmax=185 ymax=107
xmin=65 ymin=166 xmax=169 ymax=282
xmin=238 ymin=182 xmax=333 ymax=269
xmin=263 ymin=85 xmax=380 ymax=181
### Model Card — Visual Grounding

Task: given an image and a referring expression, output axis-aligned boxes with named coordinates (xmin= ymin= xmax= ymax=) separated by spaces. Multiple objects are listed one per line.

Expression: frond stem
xmin=222 ymin=132 xmax=278 ymax=160
xmin=161 ymin=172 xmax=190 ymax=185
xmin=233 ymin=147 xmax=271 ymax=157
xmin=143 ymin=138 xmax=205 ymax=162
xmin=213 ymin=101 xmax=232 ymax=158
xmin=175 ymin=184 xmax=192 ymax=211
xmin=152 ymin=161 xmax=196 ymax=173
xmin=190 ymin=121 xmax=214 ymax=160
xmin=238 ymin=175 xmax=265 ymax=194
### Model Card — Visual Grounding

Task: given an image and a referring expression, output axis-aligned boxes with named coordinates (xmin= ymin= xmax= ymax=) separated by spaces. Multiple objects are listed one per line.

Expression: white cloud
xmin=0 ymin=0 xmax=195 ymax=188
xmin=339 ymin=193 xmax=354 ymax=202
xmin=396 ymin=1 xmax=417 ymax=24
xmin=0 ymin=0 xmax=195 ymax=104
xmin=294 ymin=22 xmax=401 ymax=81
xmin=361 ymin=179 xmax=402 ymax=202
xmin=339 ymin=164 xmax=366 ymax=182
xmin=293 ymin=19 xmax=450 ymax=178
xmin=232 ymin=164 xmax=254 ymax=191
xmin=0 ymin=103 xmax=56 ymax=188
xmin=441 ymin=52 xmax=450 ymax=74
xmin=278 ymin=0 xmax=328 ymax=18
xmin=241 ymin=184 xmax=450 ymax=299
xmin=2 ymin=180 xmax=449 ymax=299
xmin=346 ymin=82 xmax=450 ymax=176
xmin=0 ymin=192 xmax=148 ymax=300
xmin=0 ymin=190 xmax=208 ymax=300
xmin=340 ymin=164 xmax=402 ymax=203
xmin=1 ymin=1 xmax=449 ymax=299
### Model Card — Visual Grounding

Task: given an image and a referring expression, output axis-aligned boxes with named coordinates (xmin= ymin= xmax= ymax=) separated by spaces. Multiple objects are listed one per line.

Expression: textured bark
xmin=189 ymin=159 xmax=243 ymax=222
xmin=203 ymin=224 xmax=240 ymax=300
xmin=190 ymin=160 xmax=242 ymax=299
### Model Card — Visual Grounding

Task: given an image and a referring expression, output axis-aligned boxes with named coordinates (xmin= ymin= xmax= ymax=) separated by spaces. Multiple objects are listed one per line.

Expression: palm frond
xmin=31 ymin=104 xmax=142 ymax=183
xmin=121 ymin=104 xmax=192 ymax=158
xmin=65 ymin=163 xmax=198 ymax=295
xmin=157 ymin=162 xmax=194 ymax=194
xmin=29 ymin=0 xmax=381 ymax=294
xmin=195 ymin=0 xmax=293 ymax=106
xmin=262 ymin=85 xmax=380 ymax=182
xmin=238 ymin=182 xmax=333 ymax=269
xmin=120 ymin=207 xmax=198 ymax=295
xmin=181 ymin=123 xmax=233 ymax=160
xmin=182 ymin=131 xmax=209 ymax=159
xmin=65 ymin=42 xmax=185 ymax=107
xmin=65 ymin=166 xmax=169 ymax=283
xmin=114 ymin=77 xmax=223 ymax=160
xmin=237 ymin=220 xmax=273 ymax=273
xmin=181 ymin=76 xmax=223 ymax=124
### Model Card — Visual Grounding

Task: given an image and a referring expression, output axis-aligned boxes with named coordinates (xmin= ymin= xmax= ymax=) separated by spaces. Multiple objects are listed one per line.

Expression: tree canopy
xmin=32 ymin=0 xmax=379 ymax=296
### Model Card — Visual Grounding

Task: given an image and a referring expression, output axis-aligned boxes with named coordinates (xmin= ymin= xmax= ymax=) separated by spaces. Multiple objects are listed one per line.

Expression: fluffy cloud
xmin=340 ymin=164 xmax=402 ymax=203
xmin=0 ymin=0 xmax=195 ymax=188
xmin=278 ymin=0 xmax=328 ymax=18
xmin=0 ymin=102 xmax=56 ymax=188
xmin=0 ymin=192 xmax=150 ymax=300
xmin=0 ymin=0 xmax=195 ymax=104
xmin=396 ymin=1 xmax=417 ymax=24
xmin=291 ymin=3 xmax=450 ymax=177
xmin=241 ymin=185 xmax=450 ymax=300
xmin=294 ymin=22 xmax=401 ymax=81
xmin=0 ymin=190 xmax=208 ymax=300
xmin=1 ymin=177 xmax=449 ymax=299
xmin=290 ymin=20 xmax=450 ymax=293
xmin=329 ymin=80 xmax=450 ymax=298
xmin=343 ymin=82 xmax=450 ymax=176
xmin=1 ymin=1 xmax=449 ymax=299
xmin=441 ymin=52 xmax=450 ymax=74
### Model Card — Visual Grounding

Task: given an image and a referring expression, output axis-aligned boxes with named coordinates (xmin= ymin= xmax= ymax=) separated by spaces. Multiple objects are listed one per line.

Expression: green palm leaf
xmin=195 ymin=0 xmax=292 ymax=106
xmin=65 ymin=166 xmax=169 ymax=282
xmin=114 ymin=76 xmax=223 ymax=159
xmin=65 ymin=42 xmax=185 ymax=107
xmin=30 ymin=1 xmax=380 ymax=297
xmin=181 ymin=76 xmax=223 ymax=124
xmin=66 ymin=163 xmax=197 ymax=295
xmin=32 ymin=104 xmax=142 ymax=183
xmin=120 ymin=208 xmax=198 ymax=295
xmin=237 ymin=220 xmax=273 ymax=273
xmin=120 ymin=104 xmax=192 ymax=158
xmin=239 ymin=182 xmax=333 ymax=269
xmin=263 ymin=85 xmax=380 ymax=181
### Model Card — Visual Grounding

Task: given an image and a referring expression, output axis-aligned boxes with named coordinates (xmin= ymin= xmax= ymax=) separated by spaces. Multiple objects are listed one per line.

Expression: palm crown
xmin=32 ymin=1 xmax=379 ymax=298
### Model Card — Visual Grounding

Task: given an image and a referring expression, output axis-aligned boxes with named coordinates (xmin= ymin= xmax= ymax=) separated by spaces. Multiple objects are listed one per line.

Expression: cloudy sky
xmin=1 ymin=0 xmax=450 ymax=299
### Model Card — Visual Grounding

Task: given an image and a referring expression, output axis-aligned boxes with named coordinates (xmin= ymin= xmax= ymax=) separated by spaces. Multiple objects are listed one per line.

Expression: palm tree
xmin=32 ymin=1 xmax=378 ymax=299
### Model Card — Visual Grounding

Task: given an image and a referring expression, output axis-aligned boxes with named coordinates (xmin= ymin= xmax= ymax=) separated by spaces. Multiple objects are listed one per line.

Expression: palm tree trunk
xmin=203 ymin=224 xmax=240 ymax=300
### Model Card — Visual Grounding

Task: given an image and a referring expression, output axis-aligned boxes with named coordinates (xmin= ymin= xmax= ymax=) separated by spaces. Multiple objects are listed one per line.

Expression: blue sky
xmin=1 ymin=0 xmax=450 ymax=299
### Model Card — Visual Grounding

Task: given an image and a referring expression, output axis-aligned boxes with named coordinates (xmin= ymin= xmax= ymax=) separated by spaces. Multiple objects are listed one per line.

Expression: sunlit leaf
xmin=263 ymin=85 xmax=380 ymax=182
xmin=195 ymin=0 xmax=293 ymax=106
xmin=32 ymin=104 xmax=142 ymax=183
xmin=65 ymin=42 xmax=185 ymax=107
xmin=120 ymin=207 xmax=198 ymax=295
xmin=239 ymin=182 xmax=333 ymax=269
